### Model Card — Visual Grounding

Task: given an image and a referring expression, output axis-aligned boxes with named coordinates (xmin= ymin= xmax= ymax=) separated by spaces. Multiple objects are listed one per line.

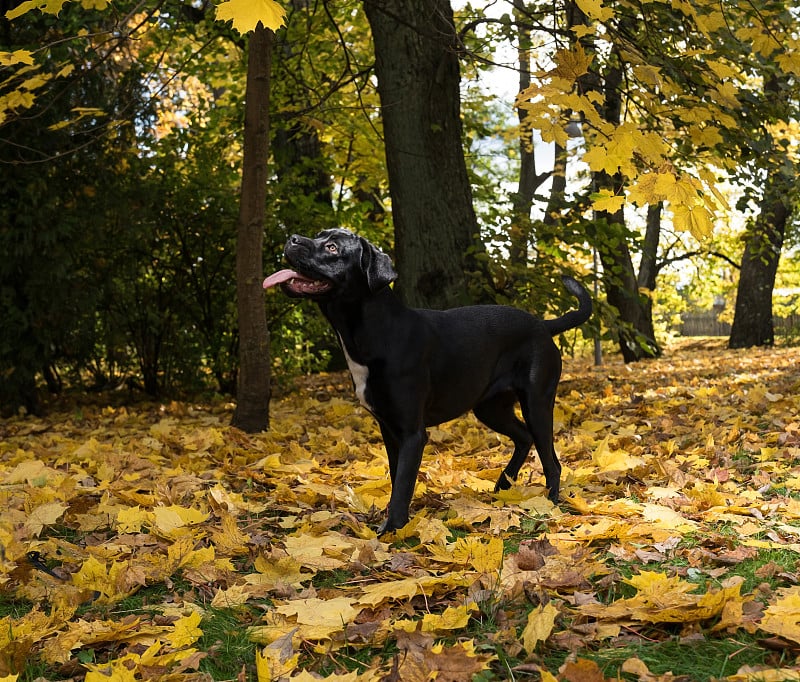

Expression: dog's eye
xmin=325 ymin=243 xmax=338 ymax=254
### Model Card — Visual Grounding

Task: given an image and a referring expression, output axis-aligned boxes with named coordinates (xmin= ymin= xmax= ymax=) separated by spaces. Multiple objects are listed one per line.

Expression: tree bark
xmin=572 ymin=7 xmax=660 ymax=361
xmin=728 ymin=172 xmax=789 ymax=348
xmin=363 ymin=0 xmax=486 ymax=309
xmin=232 ymin=25 xmax=273 ymax=432
xmin=509 ymin=0 xmax=547 ymax=268
xmin=728 ymin=74 xmax=792 ymax=350
xmin=636 ymin=202 xmax=662 ymax=346
xmin=594 ymin=197 xmax=660 ymax=361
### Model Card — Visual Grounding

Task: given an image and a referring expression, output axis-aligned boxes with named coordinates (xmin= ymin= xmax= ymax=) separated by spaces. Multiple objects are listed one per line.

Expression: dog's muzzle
xmin=263 ymin=269 xmax=333 ymax=296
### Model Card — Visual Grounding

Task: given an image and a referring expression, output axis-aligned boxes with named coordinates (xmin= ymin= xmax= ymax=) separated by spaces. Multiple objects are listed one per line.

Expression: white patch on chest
xmin=338 ymin=336 xmax=370 ymax=409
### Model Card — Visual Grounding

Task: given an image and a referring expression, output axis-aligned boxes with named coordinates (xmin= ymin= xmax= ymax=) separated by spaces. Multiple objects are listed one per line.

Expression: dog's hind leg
xmin=474 ymin=393 xmax=534 ymax=492
xmin=517 ymin=389 xmax=561 ymax=503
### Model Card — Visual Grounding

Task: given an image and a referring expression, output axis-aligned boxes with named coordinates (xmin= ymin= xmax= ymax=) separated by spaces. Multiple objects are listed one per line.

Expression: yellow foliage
xmin=214 ymin=0 xmax=286 ymax=33
xmin=521 ymin=602 xmax=559 ymax=652
xmin=3 ymin=347 xmax=800 ymax=677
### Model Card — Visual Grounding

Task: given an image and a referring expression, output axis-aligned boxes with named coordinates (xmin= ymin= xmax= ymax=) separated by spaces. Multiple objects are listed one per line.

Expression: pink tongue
xmin=263 ymin=269 xmax=306 ymax=289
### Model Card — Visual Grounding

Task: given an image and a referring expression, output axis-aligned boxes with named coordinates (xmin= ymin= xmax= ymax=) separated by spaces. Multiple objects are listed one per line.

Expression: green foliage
xmin=1 ymin=0 xmax=799 ymax=411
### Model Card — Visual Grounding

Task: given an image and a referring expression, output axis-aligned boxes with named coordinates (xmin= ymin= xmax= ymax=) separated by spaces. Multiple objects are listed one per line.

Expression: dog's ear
xmin=359 ymin=237 xmax=397 ymax=292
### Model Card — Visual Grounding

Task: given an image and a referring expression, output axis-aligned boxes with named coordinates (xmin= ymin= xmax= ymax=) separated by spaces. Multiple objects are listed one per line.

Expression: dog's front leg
xmin=378 ymin=422 xmax=399 ymax=486
xmin=377 ymin=429 xmax=427 ymax=535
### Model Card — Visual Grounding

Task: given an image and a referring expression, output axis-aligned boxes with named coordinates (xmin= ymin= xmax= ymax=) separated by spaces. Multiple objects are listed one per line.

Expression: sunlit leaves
xmin=3 ymin=345 xmax=800 ymax=678
xmin=514 ymin=0 xmax=798 ymax=240
xmin=214 ymin=0 xmax=287 ymax=33
xmin=4 ymin=0 xmax=67 ymax=20
xmin=0 ymin=50 xmax=33 ymax=66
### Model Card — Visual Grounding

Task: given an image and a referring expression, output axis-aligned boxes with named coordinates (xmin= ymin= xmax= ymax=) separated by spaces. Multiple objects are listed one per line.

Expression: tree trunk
xmin=636 ymin=202 xmax=662 ymax=347
xmin=573 ymin=12 xmax=659 ymax=361
xmin=729 ymin=173 xmax=789 ymax=348
xmin=232 ymin=25 xmax=273 ymax=433
xmin=363 ymin=0 xmax=486 ymax=309
xmin=509 ymin=0 xmax=547 ymax=268
xmin=729 ymin=75 xmax=792 ymax=350
xmin=594 ymin=199 xmax=660 ymax=361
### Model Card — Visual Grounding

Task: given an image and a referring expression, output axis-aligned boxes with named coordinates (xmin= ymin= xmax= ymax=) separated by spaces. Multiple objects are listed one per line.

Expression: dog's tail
xmin=544 ymin=276 xmax=593 ymax=336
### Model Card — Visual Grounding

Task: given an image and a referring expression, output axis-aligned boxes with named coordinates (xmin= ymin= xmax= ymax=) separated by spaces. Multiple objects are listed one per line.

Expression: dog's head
xmin=263 ymin=228 xmax=397 ymax=300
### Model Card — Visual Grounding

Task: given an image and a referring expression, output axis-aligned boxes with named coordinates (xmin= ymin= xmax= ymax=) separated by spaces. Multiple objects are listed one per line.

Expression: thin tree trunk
xmin=509 ymin=0 xmax=546 ymax=267
xmin=636 ymin=202 xmax=662 ymax=345
xmin=232 ymin=25 xmax=273 ymax=432
xmin=571 ymin=5 xmax=659 ymax=361
xmin=363 ymin=0 xmax=487 ymax=309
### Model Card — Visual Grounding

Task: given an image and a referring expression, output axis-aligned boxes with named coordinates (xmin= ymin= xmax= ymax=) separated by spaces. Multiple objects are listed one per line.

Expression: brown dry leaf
xmin=560 ymin=657 xmax=608 ymax=682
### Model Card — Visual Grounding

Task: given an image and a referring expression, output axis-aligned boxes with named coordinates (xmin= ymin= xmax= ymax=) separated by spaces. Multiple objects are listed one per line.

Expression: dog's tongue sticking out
xmin=263 ymin=269 xmax=332 ymax=295
xmin=262 ymin=269 xmax=304 ymax=289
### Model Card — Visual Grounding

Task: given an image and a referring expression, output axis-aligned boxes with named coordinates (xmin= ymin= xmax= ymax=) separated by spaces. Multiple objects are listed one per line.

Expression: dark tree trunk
xmin=729 ymin=175 xmax=789 ymax=348
xmin=571 ymin=8 xmax=659 ymax=361
xmin=363 ymin=0 xmax=486 ymax=309
xmin=594 ymin=198 xmax=660 ymax=362
xmin=232 ymin=25 xmax=273 ymax=433
xmin=273 ymin=122 xmax=335 ymax=231
xmin=729 ymin=75 xmax=793 ymax=350
xmin=509 ymin=0 xmax=548 ymax=267
xmin=636 ymin=202 xmax=663 ymax=346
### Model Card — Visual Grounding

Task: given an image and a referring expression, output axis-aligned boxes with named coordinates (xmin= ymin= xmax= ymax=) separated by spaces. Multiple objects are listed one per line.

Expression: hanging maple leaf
xmin=215 ymin=0 xmax=286 ymax=33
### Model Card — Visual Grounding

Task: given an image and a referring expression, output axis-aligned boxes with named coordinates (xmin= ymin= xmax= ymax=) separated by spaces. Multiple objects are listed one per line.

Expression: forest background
xmin=0 ymin=0 xmax=799 ymax=424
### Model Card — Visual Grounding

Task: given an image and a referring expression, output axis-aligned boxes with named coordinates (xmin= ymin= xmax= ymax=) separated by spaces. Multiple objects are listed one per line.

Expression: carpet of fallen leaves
xmin=3 ymin=341 xmax=800 ymax=682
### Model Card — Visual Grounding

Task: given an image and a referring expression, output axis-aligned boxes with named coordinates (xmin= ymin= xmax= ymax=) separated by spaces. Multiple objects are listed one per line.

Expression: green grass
xmin=199 ymin=607 xmax=261 ymax=681
xmin=726 ymin=548 xmax=800 ymax=593
xmin=577 ymin=634 xmax=776 ymax=681
xmin=0 ymin=593 xmax=34 ymax=619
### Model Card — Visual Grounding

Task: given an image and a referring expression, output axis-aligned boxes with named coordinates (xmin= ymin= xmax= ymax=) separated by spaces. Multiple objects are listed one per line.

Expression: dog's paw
xmin=376 ymin=514 xmax=408 ymax=536
xmin=494 ymin=472 xmax=513 ymax=492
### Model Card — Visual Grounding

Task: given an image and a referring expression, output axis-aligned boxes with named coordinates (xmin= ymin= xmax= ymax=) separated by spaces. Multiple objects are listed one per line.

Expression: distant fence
xmin=680 ymin=312 xmax=800 ymax=337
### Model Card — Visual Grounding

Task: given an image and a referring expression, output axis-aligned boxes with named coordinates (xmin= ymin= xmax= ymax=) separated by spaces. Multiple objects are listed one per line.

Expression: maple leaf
xmin=84 ymin=661 xmax=137 ymax=682
xmin=275 ymin=596 xmax=359 ymax=628
xmin=152 ymin=504 xmax=209 ymax=536
xmin=247 ymin=553 xmax=307 ymax=590
xmin=4 ymin=0 xmax=65 ymax=19
xmin=420 ymin=604 xmax=475 ymax=633
xmin=441 ymin=535 xmax=504 ymax=573
xmin=256 ymin=628 xmax=299 ymax=681
xmin=215 ymin=0 xmax=286 ymax=33
xmin=521 ymin=602 xmax=559 ymax=652
xmin=0 ymin=49 xmax=33 ymax=66
xmin=24 ymin=501 xmax=68 ymax=536
xmin=759 ymin=586 xmax=800 ymax=645
xmin=574 ymin=0 xmax=613 ymax=21
xmin=591 ymin=191 xmax=626 ymax=214
xmin=592 ymin=434 xmax=645 ymax=473
xmin=357 ymin=577 xmax=424 ymax=607
xmin=168 ymin=611 xmax=203 ymax=649
xmin=211 ymin=583 xmax=254 ymax=608
xmin=552 ymin=45 xmax=593 ymax=80
xmin=672 ymin=202 xmax=714 ymax=240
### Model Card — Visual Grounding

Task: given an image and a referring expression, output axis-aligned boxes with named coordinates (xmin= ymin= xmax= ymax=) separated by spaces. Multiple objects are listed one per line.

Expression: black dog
xmin=264 ymin=228 xmax=592 ymax=534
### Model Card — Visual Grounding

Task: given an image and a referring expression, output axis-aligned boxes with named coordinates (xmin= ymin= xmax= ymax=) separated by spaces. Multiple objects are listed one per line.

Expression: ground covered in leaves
xmin=3 ymin=341 xmax=800 ymax=682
